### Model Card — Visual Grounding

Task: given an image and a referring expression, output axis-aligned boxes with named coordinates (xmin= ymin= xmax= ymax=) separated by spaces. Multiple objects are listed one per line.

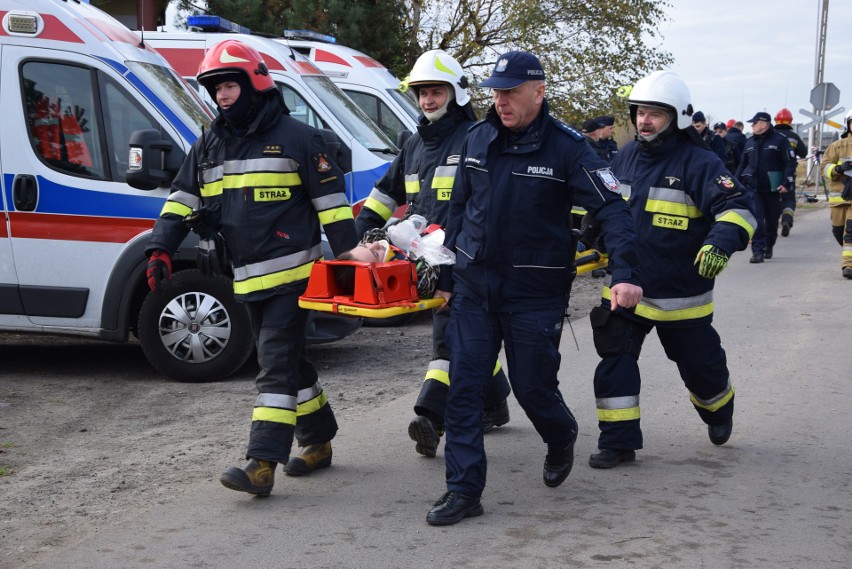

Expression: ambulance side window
xmin=100 ymin=75 xmax=162 ymax=183
xmin=277 ymin=84 xmax=327 ymax=130
xmin=22 ymin=61 xmax=106 ymax=179
xmin=344 ymin=90 xmax=406 ymax=143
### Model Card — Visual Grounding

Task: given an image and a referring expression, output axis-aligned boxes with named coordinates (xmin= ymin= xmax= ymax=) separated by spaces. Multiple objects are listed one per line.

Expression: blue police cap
xmin=595 ymin=115 xmax=615 ymax=127
xmin=479 ymin=51 xmax=545 ymax=89
xmin=747 ymin=111 xmax=772 ymax=123
xmin=692 ymin=111 xmax=706 ymax=123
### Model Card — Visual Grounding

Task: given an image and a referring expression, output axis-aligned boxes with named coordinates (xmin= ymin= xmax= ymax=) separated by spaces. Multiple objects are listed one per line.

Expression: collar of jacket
xmin=210 ymin=94 xmax=284 ymax=139
xmin=417 ymin=104 xmax=468 ymax=143
xmin=484 ymin=98 xmax=549 ymax=151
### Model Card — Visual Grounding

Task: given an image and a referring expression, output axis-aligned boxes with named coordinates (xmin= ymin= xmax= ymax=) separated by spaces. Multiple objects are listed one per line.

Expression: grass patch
xmin=0 ymin=466 xmax=10 ymax=476
xmin=0 ymin=442 xmax=14 ymax=449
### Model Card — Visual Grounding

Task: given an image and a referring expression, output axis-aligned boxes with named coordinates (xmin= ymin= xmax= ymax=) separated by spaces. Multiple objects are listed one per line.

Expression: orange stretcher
xmin=298 ymin=259 xmax=444 ymax=318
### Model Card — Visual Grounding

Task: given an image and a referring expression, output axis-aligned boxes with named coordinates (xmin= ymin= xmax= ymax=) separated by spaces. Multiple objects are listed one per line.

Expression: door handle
xmin=13 ymin=175 xmax=38 ymax=211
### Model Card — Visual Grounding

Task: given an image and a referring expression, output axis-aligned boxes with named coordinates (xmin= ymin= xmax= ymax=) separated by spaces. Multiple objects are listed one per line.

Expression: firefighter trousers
xmin=414 ymin=308 xmax=511 ymax=429
xmin=829 ymin=202 xmax=852 ymax=269
xmin=591 ymin=308 xmax=734 ymax=451
xmin=244 ymin=292 xmax=337 ymax=463
xmin=444 ymin=294 xmax=577 ymax=498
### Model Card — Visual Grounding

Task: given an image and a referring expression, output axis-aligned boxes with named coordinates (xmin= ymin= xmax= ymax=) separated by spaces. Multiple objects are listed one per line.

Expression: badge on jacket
xmin=596 ymin=168 xmax=620 ymax=193
xmin=714 ymin=175 xmax=736 ymax=191
xmin=315 ymin=153 xmax=332 ymax=173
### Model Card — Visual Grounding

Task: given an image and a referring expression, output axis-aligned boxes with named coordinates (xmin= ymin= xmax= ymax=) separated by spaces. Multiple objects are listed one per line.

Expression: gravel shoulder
xmin=0 ymin=274 xmax=602 ymax=568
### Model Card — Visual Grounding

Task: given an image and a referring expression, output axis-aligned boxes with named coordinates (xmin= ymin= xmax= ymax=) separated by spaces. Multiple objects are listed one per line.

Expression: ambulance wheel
xmin=138 ymin=270 xmax=254 ymax=382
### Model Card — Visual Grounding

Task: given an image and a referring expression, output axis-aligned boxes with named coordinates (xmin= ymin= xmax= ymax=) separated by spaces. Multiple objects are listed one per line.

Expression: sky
xmin=655 ymin=0 xmax=852 ymax=132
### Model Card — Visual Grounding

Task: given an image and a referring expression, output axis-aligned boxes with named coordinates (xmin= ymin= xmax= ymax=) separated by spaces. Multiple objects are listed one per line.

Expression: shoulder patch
xmin=314 ymin=153 xmax=332 ymax=173
xmin=596 ymin=168 xmax=620 ymax=193
xmin=552 ymin=119 xmax=584 ymax=141
xmin=714 ymin=174 xmax=736 ymax=191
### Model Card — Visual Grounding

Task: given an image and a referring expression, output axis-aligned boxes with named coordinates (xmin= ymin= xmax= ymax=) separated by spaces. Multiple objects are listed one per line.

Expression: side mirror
xmin=126 ymin=129 xmax=186 ymax=191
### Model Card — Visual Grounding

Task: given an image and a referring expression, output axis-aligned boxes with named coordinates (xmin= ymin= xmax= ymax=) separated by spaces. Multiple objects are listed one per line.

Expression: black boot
xmin=408 ymin=415 xmax=442 ymax=457
xmin=220 ymin=458 xmax=276 ymax=496
xmin=426 ymin=492 xmax=483 ymax=526
xmin=482 ymin=399 xmax=510 ymax=433
xmin=708 ymin=419 xmax=733 ymax=446
xmin=543 ymin=439 xmax=576 ymax=487
xmin=588 ymin=448 xmax=636 ymax=469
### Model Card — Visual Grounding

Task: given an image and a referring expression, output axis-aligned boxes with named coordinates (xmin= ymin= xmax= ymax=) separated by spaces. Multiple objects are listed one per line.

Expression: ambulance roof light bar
xmin=282 ymin=29 xmax=336 ymax=44
xmin=186 ymin=15 xmax=251 ymax=35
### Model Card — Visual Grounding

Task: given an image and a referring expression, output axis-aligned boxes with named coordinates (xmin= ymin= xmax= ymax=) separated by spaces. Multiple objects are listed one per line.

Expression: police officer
xmin=819 ymin=108 xmax=852 ymax=279
xmin=354 ymin=50 xmax=512 ymax=458
xmin=692 ymin=111 xmax=727 ymax=163
xmin=145 ymin=40 xmax=359 ymax=496
xmin=773 ymin=108 xmax=808 ymax=236
xmin=725 ymin=120 xmax=748 ymax=165
xmin=713 ymin=121 xmax=740 ymax=172
xmin=581 ymin=118 xmax=610 ymax=162
xmin=735 ymin=111 xmax=797 ymax=263
xmin=595 ymin=115 xmax=619 ymax=162
xmin=425 ymin=50 xmax=643 ymax=525
xmin=589 ymin=71 xmax=757 ymax=469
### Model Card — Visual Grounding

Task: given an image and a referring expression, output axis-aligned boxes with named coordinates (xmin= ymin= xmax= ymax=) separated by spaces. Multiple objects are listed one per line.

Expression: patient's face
xmin=346 ymin=240 xmax=390 ymax=263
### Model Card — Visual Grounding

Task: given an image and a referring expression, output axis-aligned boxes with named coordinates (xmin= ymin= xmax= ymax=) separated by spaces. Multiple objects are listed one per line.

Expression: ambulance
xmin=0 ymin=0 xmax=359 ymax=382
xmin=272 ymin=30 xmax=421 ymax=146
xmin=140 ymin=20 xmax=398 ymax=206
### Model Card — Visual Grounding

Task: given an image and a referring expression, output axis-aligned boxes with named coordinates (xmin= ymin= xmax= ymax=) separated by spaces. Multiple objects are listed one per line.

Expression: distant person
xmin=354 ymin=50 xmax=512 ymax=459
xmin=595 ymin=115 xmax=619 ymax=162
xmin=589 ymin=70 xmax=757 ymax=469
xmin=819 ymin=108 xmax=852 ymax=279
xmin=735 ymin=112 xmax=797 ymax=263
xmin=773 ymin=108 xmax=808 ymax=236
xmin=692 ymin=111 xmax=727 ymax=162
xmin=726 ymin=120 xmax=747 ymax=161
xmin=714 ymin=121 xmax=740 ymax=172
xmin=582 ymin=118 xmax=610 ymax=162
xmin=426 ymin=50 xmax=642 ymax=525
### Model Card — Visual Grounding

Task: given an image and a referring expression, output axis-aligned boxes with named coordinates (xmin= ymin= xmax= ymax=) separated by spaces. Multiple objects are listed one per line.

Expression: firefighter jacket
xmin=439 ymin=100 xmax=641 ymax=312
xmin=735 ymin=126 xmax=797 ymax=193
xmin=820 ymin=133 xmax=852 ymax=207
xmin=355 ymin=105 xmax=472 ymax=235
xmin=698 ymin=126 xmax=728 ymax=164
xmin=775 ymin=124 xmax=808 ymax=160
xmin=147 ymin=94 xmax=358 ymax=301
xmin=611 ymin=130 xmax=757 ymax=326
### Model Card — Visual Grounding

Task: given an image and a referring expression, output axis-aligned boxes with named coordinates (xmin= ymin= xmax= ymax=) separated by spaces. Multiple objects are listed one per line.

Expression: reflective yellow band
xmin=225 ymin=171 xmax=301 ymax=189
xmin=829 ymin=196 xmax=846 ymax=204
xmin=404 ymin=174 xmax=420 ymax=195
xmin=646 ymin=199 xmax=703 ymax=218
xmin=318 ymin=205 xmax=355 ymax=225
xmin=252 ymin=407 xmax=297 ymax=425
xmin=492 ymin=361 xmax=502 ymax=376
xmin=597 ymin=407 xmax=640 ymax=422
xmin=160 ymin=201 xmax=193 ymax=217
xmin=690 ymin=384 xmax=734 ymax=412
xmin=363 ymin=196 xmax=394 ymax=220
xmin=425 ymin=368 xmax=450 ymax=387
xmin=200 ymin=180 xmax=223 ymax=197
xmin=603 ymin=287 xmax=714 ymax=322
xmin=233 ymin=262 xmax=314 ymax=295
xmin=715 ymin=209 xmax=757 ymax=239
xmin=296 ymin=391 xmax=328 ymax=417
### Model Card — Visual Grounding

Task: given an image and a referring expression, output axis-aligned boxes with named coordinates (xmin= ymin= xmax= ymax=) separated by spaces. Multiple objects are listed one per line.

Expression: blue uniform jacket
xmin=611 ymin=131 xmax=757 ymax=325
xmin=440 ymin=100 xmax=641 ymax=311
xmin=735 ymin=126 xmax=797 ymax=193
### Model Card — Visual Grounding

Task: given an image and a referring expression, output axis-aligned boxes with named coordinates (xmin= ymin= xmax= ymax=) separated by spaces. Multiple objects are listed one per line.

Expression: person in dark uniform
xmin=692 ymin=111 xmax=727 ymax=163
xmin=773 ymin=108 xmax=808 ymax=236
xmin=145 ymin=40 xmax=360 ymax=497
xmin=589 ymin=70 xmax=757 ymax=469
xmin=595 ymin=114 xmax=619 ymax=162
xmin=354 ymin=50 xmax=512 ymax=459
xmin=425 ymin=50 xmax=643 ymax=526
xmin=582 ymin=118 xmax=610 ymax=162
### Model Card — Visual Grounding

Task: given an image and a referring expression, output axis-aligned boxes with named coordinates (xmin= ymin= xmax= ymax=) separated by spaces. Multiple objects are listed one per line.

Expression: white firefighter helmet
xmin=405 ymin=49 xmax=470 ymax=106
xmin=627 ymin=70 xmax=694 ymax=129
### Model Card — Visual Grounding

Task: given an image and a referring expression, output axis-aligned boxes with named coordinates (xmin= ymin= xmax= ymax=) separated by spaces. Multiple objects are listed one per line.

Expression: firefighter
xmin=145 ymin=40 xmax=359 ymax=496
xmin=773 ymin=108 xmax=807 ymax=236
xmin=355 ymin=49 xmax=512 ymax=458
xmin=819 ymin=108 xmax=852 ymax=279
xmin=589 ymin=70 xmax=758 ymax=469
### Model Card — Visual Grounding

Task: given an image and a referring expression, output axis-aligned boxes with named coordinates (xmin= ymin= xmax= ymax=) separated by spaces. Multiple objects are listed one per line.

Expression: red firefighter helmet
xmin=775 ymin=108 xmax=793 ymax=125
xmin=197 ymin=40 xmax=274 ymax=94
xmin=726 ymin=119 xmax=735 ymax=129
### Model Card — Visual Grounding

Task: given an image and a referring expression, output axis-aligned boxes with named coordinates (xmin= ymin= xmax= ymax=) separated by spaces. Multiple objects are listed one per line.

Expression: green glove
xmin=694 ymin=244 xmax=729 ymax=279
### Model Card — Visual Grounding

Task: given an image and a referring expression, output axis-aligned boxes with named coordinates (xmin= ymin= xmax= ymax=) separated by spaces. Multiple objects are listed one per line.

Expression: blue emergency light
xmin=282 ymin=29 xmax=336 ymax=44
xmin=187 ymin=15 xmax=251 ymax=35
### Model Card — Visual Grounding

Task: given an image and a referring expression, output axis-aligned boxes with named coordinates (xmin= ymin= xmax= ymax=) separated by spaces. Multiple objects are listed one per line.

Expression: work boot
xmin=764 ymin=246 xmax=773 ymax=259
xmin=749 ymin=253 xmax=764 ymax=264
xmin=588 ymin=448 xmax=636 ymax=469
xmin=781 ymin=221 xmax=791 ymax=237
xmin=408 ymin=415 xmax=442 ymax=458
xmin=543 ymin=439 xmax=576 ymax=488
xmin=220 ymin=458 xmax=276 ymax=496
xmin=843 ymin=267 xmax=852 ymax=280
xmin=283 ymin=441 xmax=332 ymax=476
xmin=482 ymin=399 xmax=511 ymax=434
xmin=708 ymin=419 xmax=733 ymax=446
xmin=426 ymin=491 xmax=483 ymax=526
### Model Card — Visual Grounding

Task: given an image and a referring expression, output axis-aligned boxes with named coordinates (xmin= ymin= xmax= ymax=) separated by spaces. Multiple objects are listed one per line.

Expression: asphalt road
xmin=26 ymin=205 xmax=852 ymax=569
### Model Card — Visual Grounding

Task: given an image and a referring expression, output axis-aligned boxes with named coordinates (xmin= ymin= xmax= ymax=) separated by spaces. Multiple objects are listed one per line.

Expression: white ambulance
xmin=140 ymin=20 xmax=397 ymax=207
xmin=0 ymin=0 xmax=359 ymax=381
xmin=273 ymin=30 xmax=420 ymax=146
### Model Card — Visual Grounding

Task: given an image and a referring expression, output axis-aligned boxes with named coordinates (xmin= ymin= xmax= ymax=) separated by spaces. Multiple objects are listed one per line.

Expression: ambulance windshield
xmin=126 ymin=61 xmax=213 ymax=137
xmin=301 ymin=75 xmax=397 ymax=154
xmin=389 ymin=88 xmax=420 ymax=121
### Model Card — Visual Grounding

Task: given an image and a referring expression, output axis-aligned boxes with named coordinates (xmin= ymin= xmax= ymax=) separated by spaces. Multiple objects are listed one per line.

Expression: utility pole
xmin=808 ymin=0 xmax=829 ymax=154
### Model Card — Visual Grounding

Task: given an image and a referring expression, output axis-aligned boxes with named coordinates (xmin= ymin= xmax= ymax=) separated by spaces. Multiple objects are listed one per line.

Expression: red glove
xmin=146 ymin=250 xmax=172 ymax=293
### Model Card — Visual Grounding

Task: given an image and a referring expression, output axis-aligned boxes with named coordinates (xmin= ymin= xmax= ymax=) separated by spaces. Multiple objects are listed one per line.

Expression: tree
xmin=407 ymin=0 xmax=673 ymax=126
